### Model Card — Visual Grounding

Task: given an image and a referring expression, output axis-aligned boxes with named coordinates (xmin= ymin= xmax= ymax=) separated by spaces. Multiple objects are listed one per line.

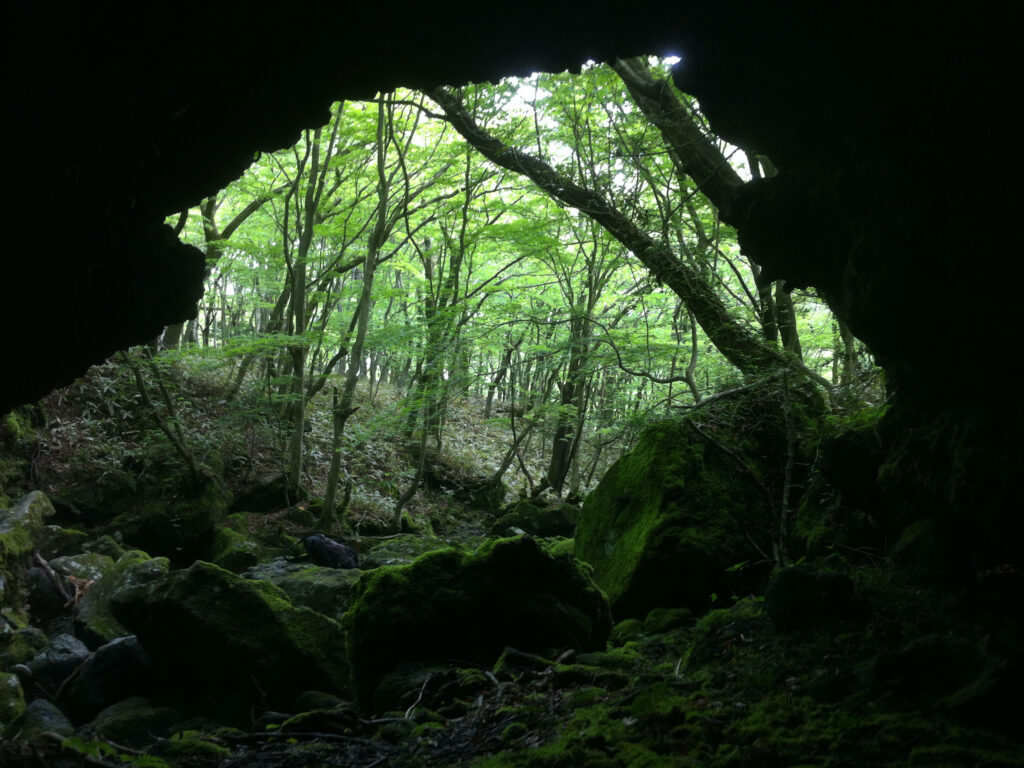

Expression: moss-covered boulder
xmin=0 ymin=492 xmax=55 ymax=622
xmin=110 ymin=560 xmax=349 ymax=710
xmin=0 ymin=411 xmax=36 ymax=508
xmin=0 ymin=626 xmax=47 ymax=668
xmin=575 ymin=377 xmax=820 ymax=619
xmin=243 ymin=560 xmax=362 ymax=621
xmin=6 ymin=698 xmax=73 ymax=741
xmin=82 ymin=534 xmax=126 ymax=560
xmin=359 ymin=534 xmax=452 ymax=569
xmin=36 ymin=525 xmax=89 ymax=559
xmin=795 ymin=407 xmax=886 ymax=557
xmin=86 ymin=696 xmax=180 ymax=747
xmin=64 ymin=635 xmax=156 ymax=724
xmin=49 ymin=468 xmax=139 ymax=524
xmin=0 ymin=672 xmax=25 ymax=726
xmin=488 ymin=500 xmax=577 ymax=537
xmin=0 ymin=491 xmax=55 ymax=564
xmin=74 ymin=550 xmax=170 ymax=646
xmin=106 ymin=476 xmax=232 ymax=565
xmin=344 ymin=536 xmax=611 ymax=709
xmin=51 ymin=552 xmax=116 ymax=582
xmin=575 ymin=418 xmax=764 ymax=618
xmin=209 ymin=523 xmax=261 ymax=573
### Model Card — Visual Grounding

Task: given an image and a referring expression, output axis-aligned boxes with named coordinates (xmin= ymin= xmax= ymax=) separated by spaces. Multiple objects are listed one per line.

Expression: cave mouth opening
xmin=160 ymin=53 xmax=871 ymax=426
xmin=29 ymin=54 xmax=872 ymax=529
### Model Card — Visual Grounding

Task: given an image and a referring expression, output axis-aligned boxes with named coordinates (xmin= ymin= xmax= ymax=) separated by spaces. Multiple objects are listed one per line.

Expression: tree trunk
xmin=322 ymin=98 xmax=390 ymax=526
xmin=775 ymin=282 xmax=803 ymax=359
xmin=544 ymin=312 xmax=590 ymax=495
xmin=428 ymin=86 xmax=794 ymax=378
xmin=483 ymin=336 xmax=521 ymax=418
xmin=610 ymin=57 xmax=742 ymax=217
xmin=286 ymin=127 xmax=326 ymax=499
xmin=838 ymin=316 xmax=857 ymax=386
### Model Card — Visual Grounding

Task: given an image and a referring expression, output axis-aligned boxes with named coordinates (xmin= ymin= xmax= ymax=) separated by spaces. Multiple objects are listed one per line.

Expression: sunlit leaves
xmin=164 ymin=59 xmax=870 ymax=495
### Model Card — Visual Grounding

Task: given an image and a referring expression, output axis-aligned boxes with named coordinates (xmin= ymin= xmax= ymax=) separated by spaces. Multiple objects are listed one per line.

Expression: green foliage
xmin=823 ymin=402 xmax=888 ymax=434
xmin=62 ymin=736 xmax=170 ymax=767
xmin=146 ymin=59 xmax=878 ymax=504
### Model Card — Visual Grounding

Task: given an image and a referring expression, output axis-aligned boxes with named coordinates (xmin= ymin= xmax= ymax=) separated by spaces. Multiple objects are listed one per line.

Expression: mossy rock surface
xmin=244 ymin=560 xmax=362 ymax=620
xmin=575 ymin=376 xmax=820 ymax=619
xmin=36 ymin=525 xmax=89 ymax=559
xmin=209 ymin=524 xmax=261 ymax=572
xmin=574 ymin=418 xmax=763 ymax=619
xmin=111 ymin=560 xmax=349 ymax=709
xmin=359 ymin=534 xmax=453 ymax=569
xmin=795 ymin=407 xmax=886 ymax=556
xmin=88 ymin=696 xmax=180 ymax=746
xmin=0 ymin=626 xmax=47 ymax=667
xmin=488 ymin=500 xmax=576 ymax=537
xmin=97 ymin=476 xmax=233 ymax=565
xmin=75 ymin=550 xmax=170 ymax=646
xmin=50 ymin=469 xmax=139 ymax=523
xmin=0 ymin=412 xmax=35 ymax=507
xmin=344 ymin=536 xmax=611 ymax=709
xmin=7 ymin=698 xmax=73 ymax=741
xmin=64 ymin=635 xmax=157 ymax=724
xmin=51 ymin=552 xmax=116 ymax=582
xmin=83 ymin=534 xmax=126 ymax=560
xmin=1 ymin=491 xmax=55 ymax=564
xmin=0 ymin=672 xmax=25 ymax=726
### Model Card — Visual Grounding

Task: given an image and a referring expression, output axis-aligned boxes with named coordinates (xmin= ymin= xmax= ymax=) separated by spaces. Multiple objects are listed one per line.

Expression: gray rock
xmin=86 ymin=696 xmax=178 ymax=746
xmin=64 ymin=635 xmax=155 ymax=724
xmin=245 ymin=559 xmax=362 ymax=620
xmin=346 ymin=537 xmax=610 ymax=709
xmin=359 ymin=534 xmax=451 ymax=569
xmin=0 ymin=491 xmax=56 ymax=559
xmin=27 ymin=633 xmax=89 ymax=694
xmin=51 ymin=552 xmax=115 ymax=582
xmin=25 ymin=566 xmax=69 ymax=621
xmin=82 ymin=534 xmax=126 ymax=560
xmin=111 ymin=560 xmax=350 ymax=709
xmin=0 ymin=626 xmax=48 ymax=667
xmin=16 ymin=698 xmax=74 ymax=740
xmin=74 ymin=551 xmax=169 ymax=647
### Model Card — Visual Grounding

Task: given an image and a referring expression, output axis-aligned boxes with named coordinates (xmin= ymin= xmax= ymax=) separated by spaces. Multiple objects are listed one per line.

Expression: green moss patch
xmin=111 ymin=560 xmax=350 ymax=711
xmin=344 ymin=536 xmax=611 ymax=709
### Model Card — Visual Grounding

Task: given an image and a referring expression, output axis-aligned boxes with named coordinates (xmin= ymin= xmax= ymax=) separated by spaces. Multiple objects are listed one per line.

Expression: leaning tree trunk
xmin=428 ymin=86 xmax=796 ymax=379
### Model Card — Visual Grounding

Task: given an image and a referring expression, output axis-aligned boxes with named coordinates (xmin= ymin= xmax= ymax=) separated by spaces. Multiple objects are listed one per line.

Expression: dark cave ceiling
xmin=1 ymin=4 xmax=1016 ymax=415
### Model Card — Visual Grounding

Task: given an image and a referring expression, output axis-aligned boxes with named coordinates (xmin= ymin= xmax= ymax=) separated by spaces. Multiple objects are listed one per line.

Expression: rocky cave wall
xmin=3 ymin=5 xmax=1019 ymax=572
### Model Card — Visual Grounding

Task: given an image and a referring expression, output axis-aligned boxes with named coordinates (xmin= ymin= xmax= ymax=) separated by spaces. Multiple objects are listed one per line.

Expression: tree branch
xmin=426 ymin=86 xmax=792 ymax=377
xmin=611 ymin=57 xmax=743 ymax=215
